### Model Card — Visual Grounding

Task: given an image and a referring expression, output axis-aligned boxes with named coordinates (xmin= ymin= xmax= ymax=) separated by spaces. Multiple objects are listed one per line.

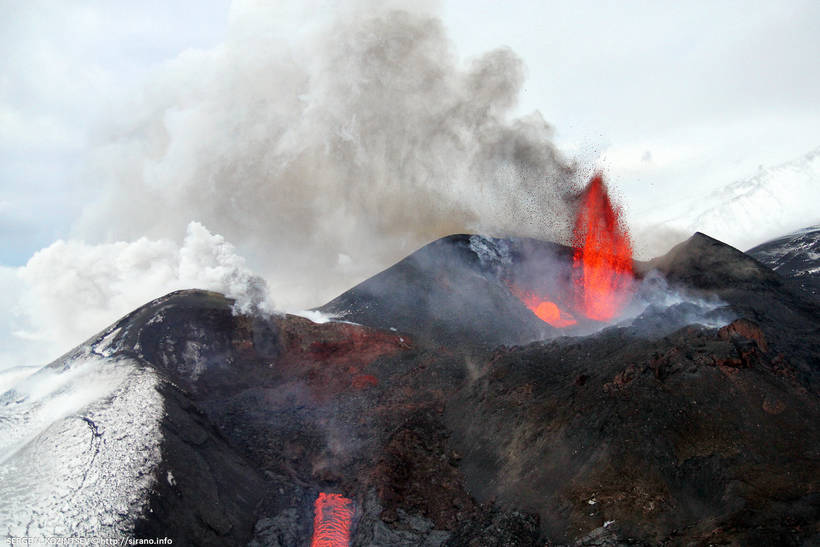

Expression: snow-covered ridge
xmin=686 ymin=147 xmax=820 ymax=251
xmin=0 ymin=351 xmax=164 ymax=536
xmin=637 ymin=147 xmax=820 ymax=256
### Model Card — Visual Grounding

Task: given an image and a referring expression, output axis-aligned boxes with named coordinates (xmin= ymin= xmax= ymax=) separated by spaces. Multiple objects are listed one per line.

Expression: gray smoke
xmin=76 ymin=2 xmax=576 ymax=310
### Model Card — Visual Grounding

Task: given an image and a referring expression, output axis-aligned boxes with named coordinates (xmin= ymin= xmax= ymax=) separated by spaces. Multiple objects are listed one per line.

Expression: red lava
xmin=572 ymin=173 xmax=634 ymax=321
xmin=311 ymin=492 xmax=354 ymax=547
xmin=510 ymin=173 xmax=633 ymax=326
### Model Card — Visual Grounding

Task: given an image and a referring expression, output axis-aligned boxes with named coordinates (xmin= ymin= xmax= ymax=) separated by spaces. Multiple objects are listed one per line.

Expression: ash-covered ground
xmin=1 ymin=231 xmax=818 ymax=546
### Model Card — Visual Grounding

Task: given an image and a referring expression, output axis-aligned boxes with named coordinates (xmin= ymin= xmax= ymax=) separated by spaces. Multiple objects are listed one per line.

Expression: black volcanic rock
xmin=642 ymin=231 xmax=783 ymax=290
xmin=446 ymin=321 xmax=820 ymax=544
xmin=318 ymin=234 xmax=580 ymax=347
xmin=644 ymin=232 xmax=820 ymax=392
xmin=1 ymin=232 xmax=819 ymax=545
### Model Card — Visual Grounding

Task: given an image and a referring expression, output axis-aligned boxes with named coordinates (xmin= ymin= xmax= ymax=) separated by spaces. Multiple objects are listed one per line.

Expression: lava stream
xmin=311 ymin=492 xmax=355 ymax=547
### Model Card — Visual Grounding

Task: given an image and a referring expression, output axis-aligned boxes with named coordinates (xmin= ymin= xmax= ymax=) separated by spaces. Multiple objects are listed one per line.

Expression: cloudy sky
xmin=1 ymin=0 xmax=819 ymax=369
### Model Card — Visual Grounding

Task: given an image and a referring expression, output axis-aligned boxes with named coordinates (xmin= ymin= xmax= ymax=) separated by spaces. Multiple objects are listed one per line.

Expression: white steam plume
xmin=76 ymin=2 xmax=576 ymax=310
xmin=7 ymin=222 xmax=267 ymax=368
xmin=3 ymin=1 xmax=580 ymax=369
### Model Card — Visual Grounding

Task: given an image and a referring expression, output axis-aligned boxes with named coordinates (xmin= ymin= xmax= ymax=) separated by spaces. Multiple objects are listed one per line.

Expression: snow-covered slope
xmin=0 ymin=328 xmax=164 ymax=536
xmin=638 ymin=147 xmax=820 ymax=255
xmin=747 ymin=224 xmax=820 ymax=296
xmin=688 ymin=148 xmax=820 ymax=250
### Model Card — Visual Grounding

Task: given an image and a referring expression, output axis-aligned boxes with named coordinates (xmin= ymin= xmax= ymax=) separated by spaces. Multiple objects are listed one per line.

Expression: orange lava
xmin=530 ymin=300 xmax=577 ymax=328
xmin=513 ymin=288 xmax=577 ymax=328
xmin=312 ymin=492 xmax=354 ymax=547
xmin=572 ymin=174 xmax=633 ymax=321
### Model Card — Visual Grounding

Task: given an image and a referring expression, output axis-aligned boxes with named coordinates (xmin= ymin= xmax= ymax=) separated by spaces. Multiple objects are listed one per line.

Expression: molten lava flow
xmin=311 ymin=492 xmax=354 ymax=547
xmin=510 ymin=285 xmax=577 ymax=328
xmin=572 ymin=174 xmax=633 ymax=321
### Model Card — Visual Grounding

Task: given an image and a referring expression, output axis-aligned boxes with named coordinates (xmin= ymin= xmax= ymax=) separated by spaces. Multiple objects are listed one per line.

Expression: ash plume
xmin=75 ymin=2 xmax=575 ymax=310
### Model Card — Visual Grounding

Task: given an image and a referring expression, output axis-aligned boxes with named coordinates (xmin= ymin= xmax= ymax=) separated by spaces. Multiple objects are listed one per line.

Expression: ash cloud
xmin=76 ymin=2 xmax=575 ymax=310
xmin=4 ymin=1 xmax=580 ymax=369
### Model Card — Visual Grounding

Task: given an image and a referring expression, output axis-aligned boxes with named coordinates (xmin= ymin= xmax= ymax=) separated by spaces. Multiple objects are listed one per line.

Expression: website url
xmin=5 ymin=538 xmax=172 ymax=546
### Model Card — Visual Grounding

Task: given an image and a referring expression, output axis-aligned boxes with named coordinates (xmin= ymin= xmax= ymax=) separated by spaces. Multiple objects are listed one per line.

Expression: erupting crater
xmin=513 ymin=173 xmax=634 ymax=326
xmin=508 ymin=286 xmax=577 ymax=328
xmin=572 ymin=173 xmax=634 ymax=321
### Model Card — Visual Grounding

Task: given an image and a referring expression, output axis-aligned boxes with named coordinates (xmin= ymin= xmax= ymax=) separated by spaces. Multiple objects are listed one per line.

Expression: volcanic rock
xmin=318 ymin=234 xmax=577 ymax=347
xmin=747 ymin=224 xmax=820 ymax=297
xmin=0 ymin=231 xmax=818 ymax=545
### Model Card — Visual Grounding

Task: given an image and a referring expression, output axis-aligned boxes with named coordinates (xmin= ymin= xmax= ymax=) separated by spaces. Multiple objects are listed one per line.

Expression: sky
xmin=1 ymin=0 xmax=819 ymax=369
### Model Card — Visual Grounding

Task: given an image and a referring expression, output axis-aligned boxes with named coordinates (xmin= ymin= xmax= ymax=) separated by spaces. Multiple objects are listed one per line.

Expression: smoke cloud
xmin=4 ymin=1 xmax=579 ymax=368
xmin=9 ymin=222 xmax=267 ymax=367
xmin=76 ymin=2 xmax=575 ymax=308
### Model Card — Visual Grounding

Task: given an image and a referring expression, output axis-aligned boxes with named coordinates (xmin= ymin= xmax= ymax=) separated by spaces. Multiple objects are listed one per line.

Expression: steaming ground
xmin=2 ymin=222 xmax=267 ymax=369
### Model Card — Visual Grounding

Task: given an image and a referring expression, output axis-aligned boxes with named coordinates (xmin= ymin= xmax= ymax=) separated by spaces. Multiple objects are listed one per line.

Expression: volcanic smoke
xmin=513 ymin=173 xmax=633 ymax=326
xmin=311 ymin=492 xmax=355 ymax=547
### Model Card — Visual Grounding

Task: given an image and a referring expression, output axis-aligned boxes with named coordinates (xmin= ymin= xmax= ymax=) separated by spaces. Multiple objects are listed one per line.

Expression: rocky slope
xmin=0 ymin=232 xmax=818 ymax=545
xmin=747 ymin=224 xmax=820 ymax=297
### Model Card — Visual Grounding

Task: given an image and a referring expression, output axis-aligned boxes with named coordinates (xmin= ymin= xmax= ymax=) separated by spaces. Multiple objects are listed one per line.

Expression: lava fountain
xmin=572 ymin=173 xmax=633 ymax=321
xmin=311 ymin=492 xmax=355 ymax=547
xmin=511 ymin=173 xmax=633 ymax=326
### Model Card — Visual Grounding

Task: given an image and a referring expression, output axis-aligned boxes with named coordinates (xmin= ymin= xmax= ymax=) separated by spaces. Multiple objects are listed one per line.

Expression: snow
xmin=637 ymin=147 xmax=820 ymax=256
xmin=91 ymin=327 xmax=122 ymax=358
xmin=0 ymin=355 xmax=164 ymax=536
xmin=0 ymin=366 xmax=38 ymax=396
xmin=469 ymin=235 xmax=512 ymax=267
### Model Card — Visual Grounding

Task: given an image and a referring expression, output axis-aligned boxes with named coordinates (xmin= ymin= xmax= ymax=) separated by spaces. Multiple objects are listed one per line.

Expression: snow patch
xmin=469 ymin=235 xmax=512 ymax=268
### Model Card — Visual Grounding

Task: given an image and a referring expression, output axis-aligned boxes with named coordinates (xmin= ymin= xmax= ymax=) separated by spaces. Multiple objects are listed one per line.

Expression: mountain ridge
xmin=0 ymin=231 xmax=818 ymax=545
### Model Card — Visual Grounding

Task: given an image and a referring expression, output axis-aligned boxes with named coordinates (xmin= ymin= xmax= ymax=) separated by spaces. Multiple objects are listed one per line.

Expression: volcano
xmin=1 ymin=231 xmax=819 ymax=545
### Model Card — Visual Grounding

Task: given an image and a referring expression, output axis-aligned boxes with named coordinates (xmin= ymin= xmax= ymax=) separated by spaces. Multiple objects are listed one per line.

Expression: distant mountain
xmin=747 ymin=224 xmax=820 ymax=297
xmin=653 ymin=147 xmax=820 ymax=252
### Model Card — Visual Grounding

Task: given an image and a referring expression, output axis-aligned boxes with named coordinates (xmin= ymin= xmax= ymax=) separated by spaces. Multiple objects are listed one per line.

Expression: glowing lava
xmin=572 ymin=174 xmax=633 ymax=321
xmin=508 ymin=173 xmax=633 ymax=326
xmin=311 ymin=492 xmax=354 ymax=547
xmin=529 ymin=299 xmax=577 ymax=328
xmin=510 ymin=286 xmax=577 ymax=328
